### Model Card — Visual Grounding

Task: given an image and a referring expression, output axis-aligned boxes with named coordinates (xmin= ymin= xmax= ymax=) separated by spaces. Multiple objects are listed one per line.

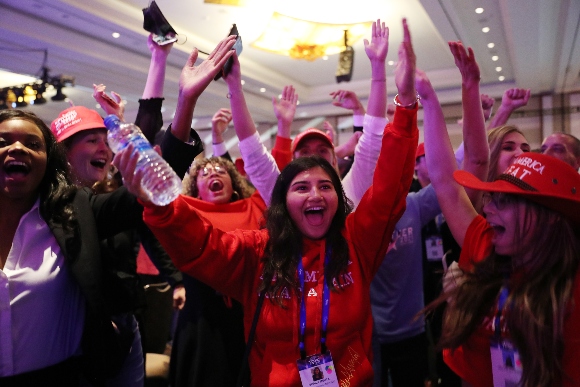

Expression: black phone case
xmin=214 ymin=24 xmax=239 ymax=81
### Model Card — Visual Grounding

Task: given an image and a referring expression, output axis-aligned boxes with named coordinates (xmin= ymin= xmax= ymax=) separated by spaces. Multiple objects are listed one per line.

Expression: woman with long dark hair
xmin=417 ymin=64 xmax=580 ymax=386
xmin=114 ymin=88 xmax=418 ymax=386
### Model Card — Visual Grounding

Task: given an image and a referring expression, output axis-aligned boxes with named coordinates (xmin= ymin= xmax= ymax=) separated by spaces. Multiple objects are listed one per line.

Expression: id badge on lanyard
xmin=490 ymin=286 xmax=522 ymax=385
xmin=296 ymin=246 xmax=339 ymax=387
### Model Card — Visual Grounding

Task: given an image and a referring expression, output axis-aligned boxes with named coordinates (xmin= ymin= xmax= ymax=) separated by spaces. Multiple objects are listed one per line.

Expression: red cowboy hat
xmin=454 ymin=152 xmax=580 ymax=223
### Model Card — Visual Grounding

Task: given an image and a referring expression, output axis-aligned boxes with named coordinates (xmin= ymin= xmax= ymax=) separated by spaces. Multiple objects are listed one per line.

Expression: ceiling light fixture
xmin=487 ymin=42 xmax=495 ymax=48
xmin=251 ymin=12 xmax=372 ymax=61
xmin=260 ymin=87 xmax=266 ymax=92
xmin=475 ymin=7 xmax=484 ymax=13
xmin=492 ymin=55 xmax=499 ymax=61
xmin=498 ymin=76 xmax=505 ymax=81
xmin=495 ymin=67 xmax=502 ymax=72
xmin=482 ymin=27 xmax=490 ymax=33
xmin=112 ymin=32 xmax=120 ymax=38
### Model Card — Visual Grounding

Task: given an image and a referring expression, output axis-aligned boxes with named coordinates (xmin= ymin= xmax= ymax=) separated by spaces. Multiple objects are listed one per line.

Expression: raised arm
xmin=225 ymin=53 xmax=279 ymax=204
xmin=339 ymin=20 xmax=390 ymax=207
xmin=364 ymin=19 xmax=389 ymax=117
xmin=271 ymin=85 xmax=298 ymax=170
xmin=142 ymin=33 xmax=172 ymax=99
xmin=488 ymin=87 xmax=531 ymax=129
xmin=418 ymin=69 xmax=477 ymax=247
xmin=449 ymin=41 xmax=489 ymax=207
xmin=211 ymin=108 xmax=232 ymax=159
xmin=171 ymin=36 xmax=236 ymax=142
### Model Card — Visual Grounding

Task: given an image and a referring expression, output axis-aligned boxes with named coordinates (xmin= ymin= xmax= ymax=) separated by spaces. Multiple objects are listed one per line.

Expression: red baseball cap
xmin=454 ymin=152 xmax=580 ymax=223
xmin=415 ymin=142 xmax=425 ymax=159
xmin=291 ymin=128 xmax=334 ymax=154
xmin=51 ymin=106 xmax=106 ymax=142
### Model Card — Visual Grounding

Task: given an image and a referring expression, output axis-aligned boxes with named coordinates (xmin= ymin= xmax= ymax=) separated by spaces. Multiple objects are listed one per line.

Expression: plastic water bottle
xmin=104 ymin=114 xmax=181 ymax=206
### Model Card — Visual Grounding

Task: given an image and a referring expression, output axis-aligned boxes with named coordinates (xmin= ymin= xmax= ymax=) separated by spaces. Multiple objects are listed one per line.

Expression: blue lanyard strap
xmin=494 ymin=285 xmax=509 ymax=339
xmin=298 ymin=244 xmax=331 ymax=359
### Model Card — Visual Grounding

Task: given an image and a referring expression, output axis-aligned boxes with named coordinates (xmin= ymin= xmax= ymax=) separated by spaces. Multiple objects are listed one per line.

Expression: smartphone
xmin=215 ymin=24 xmax=242 ymax=81
xmin=153 ymin=33 xmax=178 ymax=46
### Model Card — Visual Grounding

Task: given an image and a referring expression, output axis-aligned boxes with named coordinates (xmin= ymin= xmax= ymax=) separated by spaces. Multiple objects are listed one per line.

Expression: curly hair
xmin=487 ymin=125 xmax=527 ymax=181
xmin=259 ymin=156 xmax=353 ymax=306
xmin=432 ymin=198 xmax=580 ymax=386
xmin=182 ymin=156 xmax=254 ymax=201
xmin=0 ymin=110 xmax=77 ymax=230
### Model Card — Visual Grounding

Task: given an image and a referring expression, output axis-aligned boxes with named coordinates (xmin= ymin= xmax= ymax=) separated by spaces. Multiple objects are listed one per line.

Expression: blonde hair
xmin=487 ymin=125 xmax=526 ymax=181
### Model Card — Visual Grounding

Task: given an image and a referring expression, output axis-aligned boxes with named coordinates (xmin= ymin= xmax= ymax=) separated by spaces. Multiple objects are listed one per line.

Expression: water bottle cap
xmin=103 ymin=114 xmax=122 ymax=130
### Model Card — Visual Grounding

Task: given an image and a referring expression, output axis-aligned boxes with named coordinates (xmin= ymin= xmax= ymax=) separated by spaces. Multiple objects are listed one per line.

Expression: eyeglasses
xmin=199 ymin=164 xmax=228 ymax=178
xmin=481 ymin=192 xmax=518 ymax=210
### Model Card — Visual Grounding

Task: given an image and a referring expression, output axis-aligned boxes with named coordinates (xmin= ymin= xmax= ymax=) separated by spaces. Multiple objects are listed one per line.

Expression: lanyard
xmin=494 ymin=285 xmax=509 ymax=339
xmin=297 ymin=244 xmax=331 ymax=359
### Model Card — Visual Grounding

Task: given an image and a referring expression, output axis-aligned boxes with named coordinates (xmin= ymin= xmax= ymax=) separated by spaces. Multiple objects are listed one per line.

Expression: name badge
xmin=425 ymin=236 xmax=444 ymax=261
xmin=297 ymin=350 xmax=339 ymax=387
xmin=490 ymin=338 xmax=522 ymax=386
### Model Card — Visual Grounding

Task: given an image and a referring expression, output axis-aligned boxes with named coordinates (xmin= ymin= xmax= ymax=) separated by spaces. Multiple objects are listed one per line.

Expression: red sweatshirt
xmin=142 ymin=106 xmax=418 ymax=387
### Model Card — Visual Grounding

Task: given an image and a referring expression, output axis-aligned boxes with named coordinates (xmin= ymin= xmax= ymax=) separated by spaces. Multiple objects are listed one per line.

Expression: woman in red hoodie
xmin=115 ymin=18 xmax=419 ymax=387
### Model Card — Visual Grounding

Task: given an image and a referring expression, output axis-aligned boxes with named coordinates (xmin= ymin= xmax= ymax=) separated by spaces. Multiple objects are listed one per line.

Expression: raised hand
xmin=179 ymin=35 xmax=236 ymax=100
xmin=223 ymin=52 xmax=242 ymax=90
xmin=363 ymin=19 xmax=389 ymax=63
xmin=147 ymin=33 xmax=173 ymax=59
xmin=415 ymin=69 xmax=436 ymax=103
xmin=329 ymin=90 xmax=365 ymax=115
xmin=394 ymin=18 xmax=417 ymax=105
xmin=272 ymin=85 xmax=298 ymax=137
xmin=480 ymin=94 xmax=495 ymax=121
xmin=448 ymin=41 xmax=480 ymax=84
xmin=93 ymin=83 xmax=124 ymax=120
xmin=211 ymin=108 xmax=232 ymax=144
xmin=500 ymin=88 xmax=531 ymax=110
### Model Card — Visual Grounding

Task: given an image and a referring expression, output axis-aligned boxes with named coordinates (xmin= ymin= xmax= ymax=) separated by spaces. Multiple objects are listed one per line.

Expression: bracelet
xmin=393 ymin=93 xmax=420 ymax=108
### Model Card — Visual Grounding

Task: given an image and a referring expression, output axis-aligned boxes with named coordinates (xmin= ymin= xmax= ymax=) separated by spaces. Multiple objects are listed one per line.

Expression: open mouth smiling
xmin=4 ymin=160 xmax=30 ymax=176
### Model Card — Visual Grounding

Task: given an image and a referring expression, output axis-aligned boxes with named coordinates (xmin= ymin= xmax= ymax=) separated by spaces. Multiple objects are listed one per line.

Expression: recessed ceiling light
xmin=278 ymin=94 xmax=283 ymax=99
xmin=492 ymin=55 xmax=499 ymax=61
xmin=322 ymin=56 xmax=328 ymax=61
xmin=112 ymin=32 xmax=120 ymax=38
xmin=297 ymin=100 xmax=300 ymax=105
xmin=499 ymin=75 xmax=505 ymax=81
xmin=260 ymin=87 xmax=266 ymax=93
xmin=387 ymin=60 xmax=394 ymax=66
xmin=495 ymin=67 xmax=502 ymax=72
xmin=482 ymin=27 xmax=490 ymax=33
xmin=96 ymin=104 xmax=101 ymax=109
xmin=475 ymin=7 xmax=484 ymax=14
xmin=241 ymin=80 xmax=245 ymax=85
xmin=487 ymin=42 xmax=495 ymax=48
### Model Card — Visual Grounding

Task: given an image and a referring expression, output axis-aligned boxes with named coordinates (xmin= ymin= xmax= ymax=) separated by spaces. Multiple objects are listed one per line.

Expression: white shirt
xmin=238 ymin=114 xmax=388 ymax=209
xmin=0 ymin=199 xmax=84 ymax=376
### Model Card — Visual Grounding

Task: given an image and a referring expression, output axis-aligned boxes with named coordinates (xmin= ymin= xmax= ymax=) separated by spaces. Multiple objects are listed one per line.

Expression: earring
xmin=231 ymin=191 xmax=240 ymax=202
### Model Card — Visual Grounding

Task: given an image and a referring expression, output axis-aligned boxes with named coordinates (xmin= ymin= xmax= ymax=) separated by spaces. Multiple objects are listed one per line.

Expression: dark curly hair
xmin=182 ymin=156 xmax=255 ymax=201
xmin=0 ymin=110 xmax=77 ymax=230
xmin=259 ymin=156 xmax=353 ymax=306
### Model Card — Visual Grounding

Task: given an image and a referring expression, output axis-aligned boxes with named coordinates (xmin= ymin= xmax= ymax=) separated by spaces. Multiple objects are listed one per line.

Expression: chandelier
xmin=251 ymin=12 xmax=372 ymax=61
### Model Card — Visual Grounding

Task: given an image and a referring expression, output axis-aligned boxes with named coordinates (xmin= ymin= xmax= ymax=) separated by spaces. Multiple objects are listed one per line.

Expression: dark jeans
xmin=379 ymin=332 xmax=429 ymax=387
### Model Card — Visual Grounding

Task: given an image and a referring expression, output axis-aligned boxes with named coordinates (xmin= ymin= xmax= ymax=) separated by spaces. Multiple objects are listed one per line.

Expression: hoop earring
xmin=231 ymin=191 xmax=240 ymax=202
